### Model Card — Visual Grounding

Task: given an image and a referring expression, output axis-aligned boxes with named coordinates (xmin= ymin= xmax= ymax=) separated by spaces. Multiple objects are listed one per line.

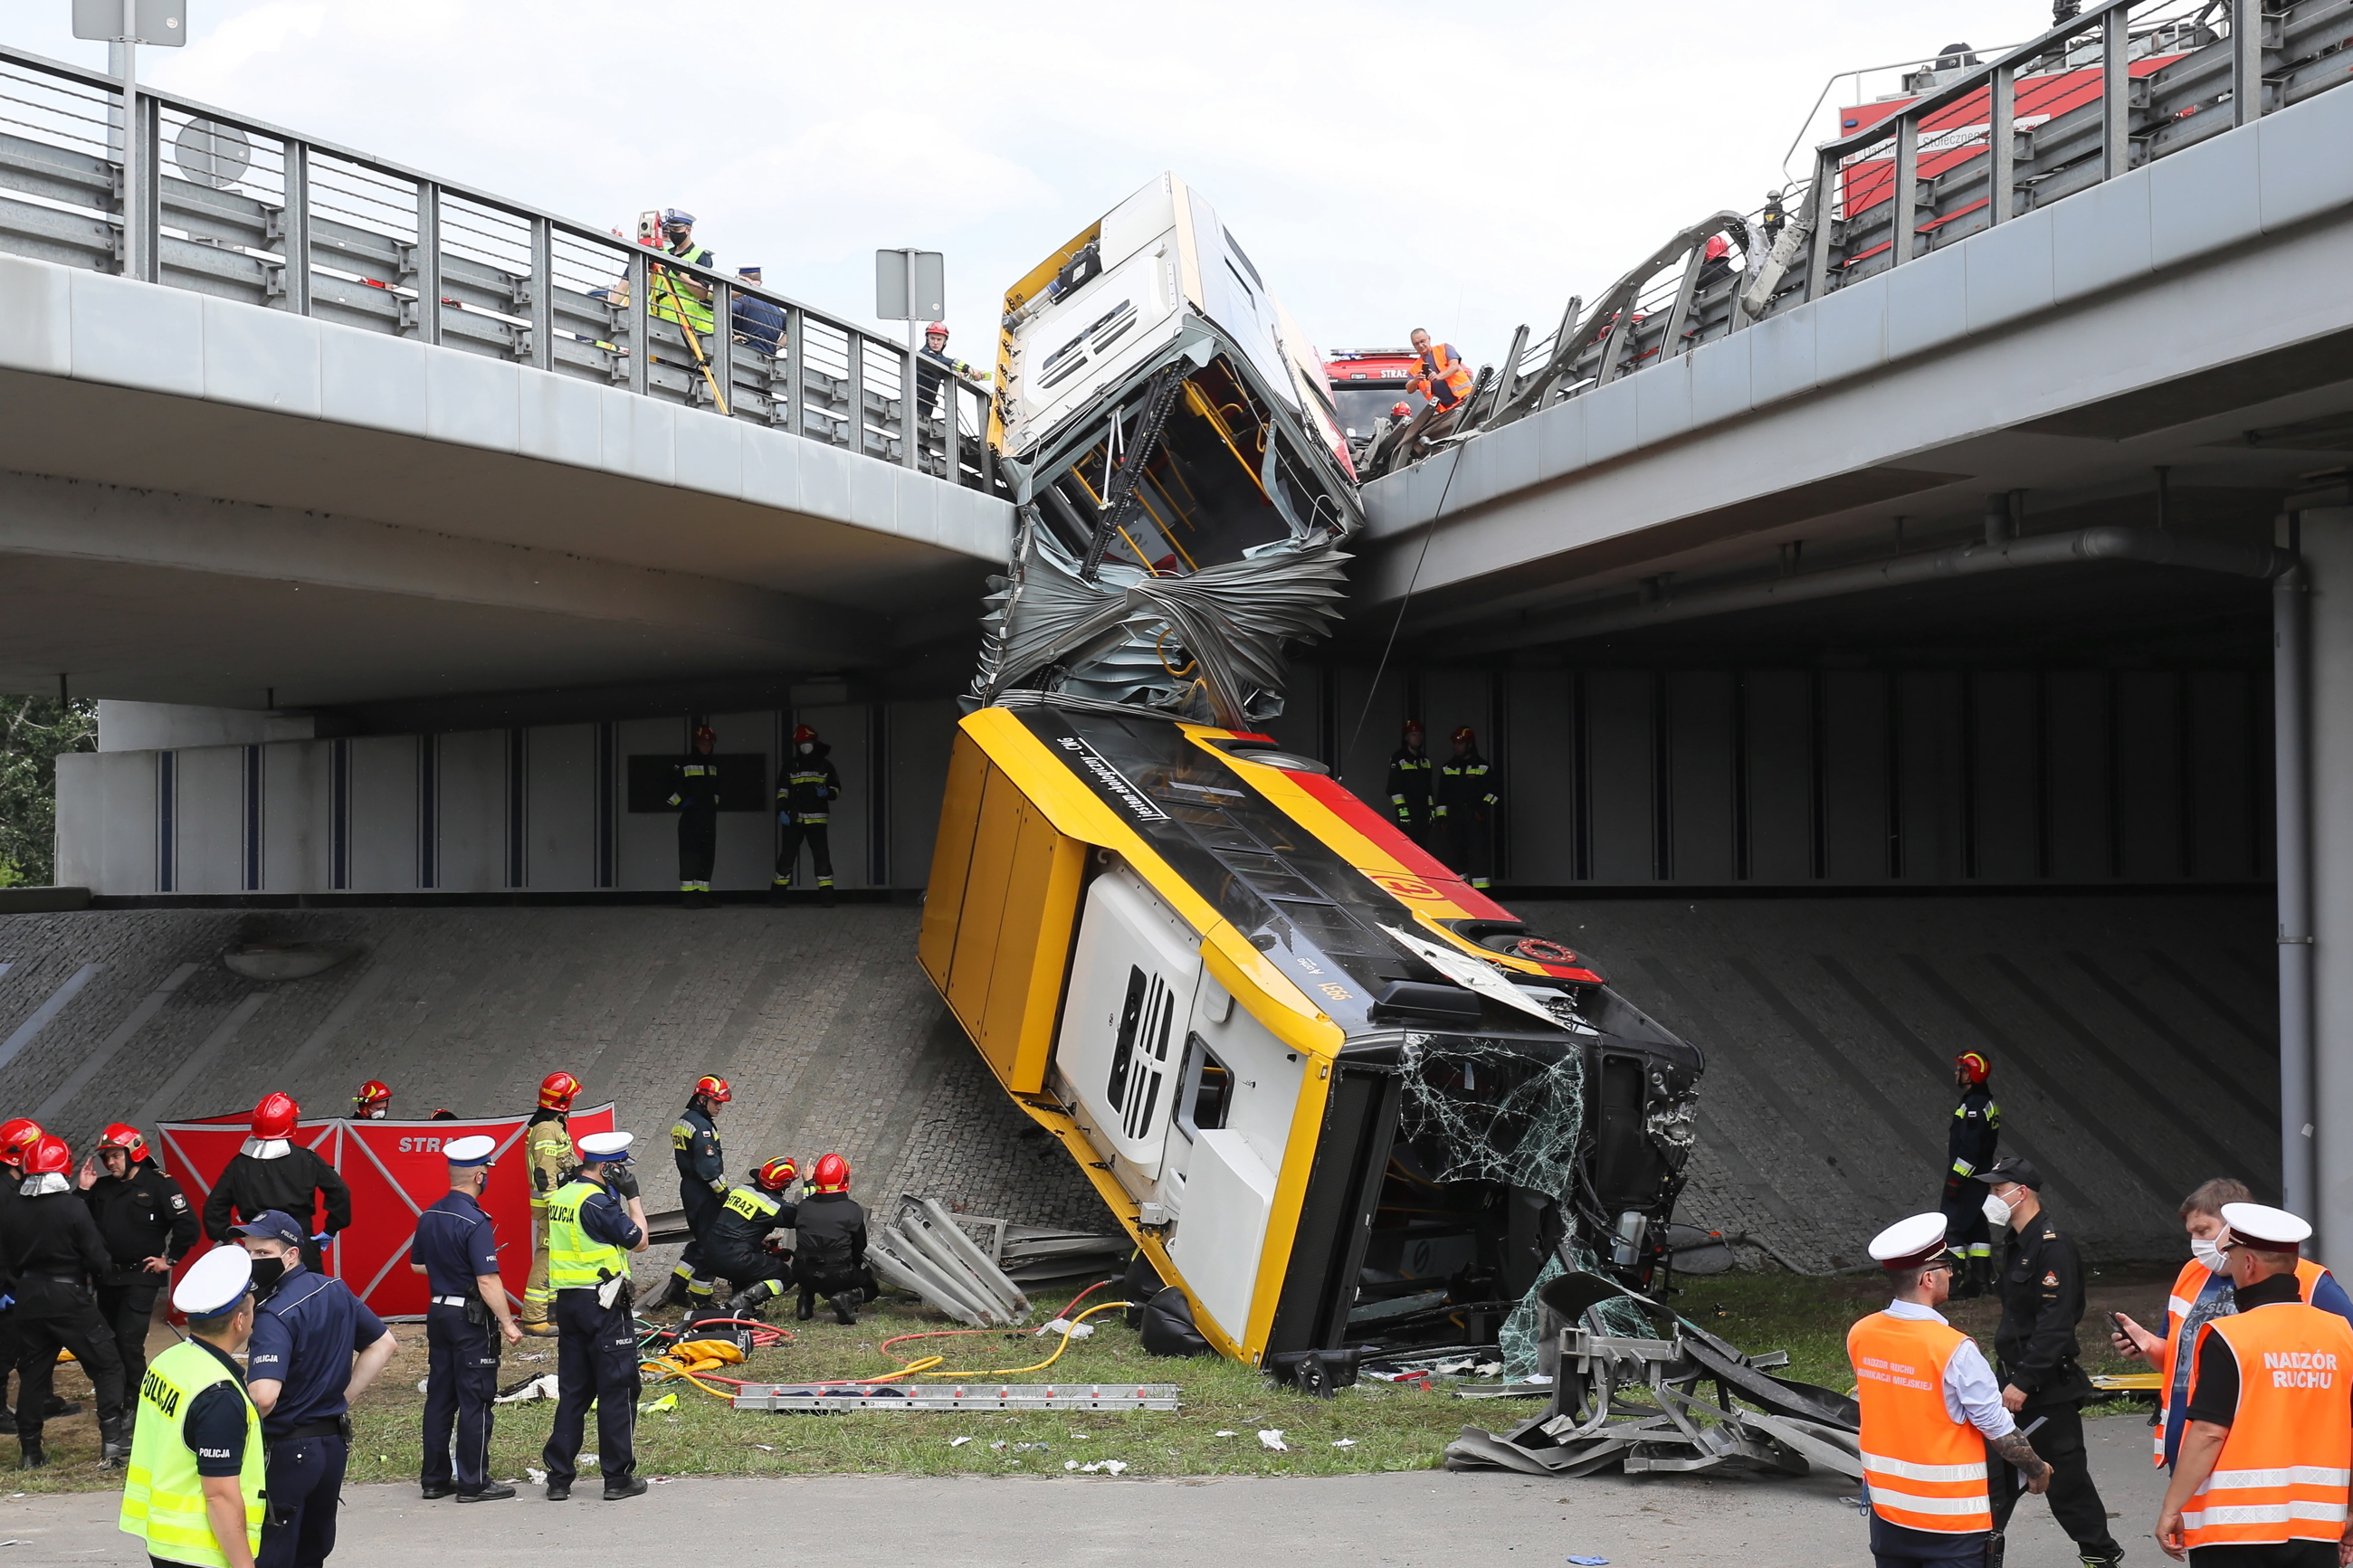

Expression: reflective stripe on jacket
xmin=1417 ymin=343 xmax=1474 ymax=408
xmin=543 ymin=1179 xmax=625 ymax=1289
xmin=2182 ymin=1300 xmax=2353 ymax=1548
xmin=1849 ymin=1310 xmax=1993 ymax=1534
xmin=2157 ymin=1257 xmax=2348 ymax=1466
xmin=118 ymin=1340 xmax=264 ymax=1567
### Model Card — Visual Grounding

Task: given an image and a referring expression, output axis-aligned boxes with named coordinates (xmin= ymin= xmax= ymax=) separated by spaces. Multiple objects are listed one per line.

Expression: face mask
xmin=1982 ymin=1193 xmax=2014 ymax=1228
xmin=2191 ymin=1236 xmax=2229 ymax=1272
xmin=799 ymin=743 xmax=813 ymax=755
xmin=249 ymin=1256 xmax=287 ymax=1296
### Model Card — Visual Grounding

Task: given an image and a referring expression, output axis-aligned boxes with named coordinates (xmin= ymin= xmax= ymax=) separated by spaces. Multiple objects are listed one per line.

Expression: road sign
xmin=876 ymin=248 xmax=945 ymax=323
xmin=71 ymin=0 xmax=185 ymax=44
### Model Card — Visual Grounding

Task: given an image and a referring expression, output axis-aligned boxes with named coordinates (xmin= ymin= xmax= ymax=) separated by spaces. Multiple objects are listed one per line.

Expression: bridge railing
xmin=0 ymin=42 xmax=998 ymax=493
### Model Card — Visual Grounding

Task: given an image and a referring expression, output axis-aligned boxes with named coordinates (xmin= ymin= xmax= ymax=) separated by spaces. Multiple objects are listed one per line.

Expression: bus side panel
xmin=917 ymin=729 xmax=992 ymax=1000
xmin=944 ymin=765 xmax=1026 ymax=1044
xmin=979 ymin=804 xmax=1087 ymax=1094
xmin=1263 ymin=1062 xmax=1402 ymax=1356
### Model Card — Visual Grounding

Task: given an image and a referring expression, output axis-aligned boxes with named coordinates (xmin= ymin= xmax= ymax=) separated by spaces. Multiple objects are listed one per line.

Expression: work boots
xmin=17 ymin=1440 xmax=44 ymax=1470
xmin=722 ymin=1282 xmax=777 ymax=1322
xmin=831 ymin=1289 xmax=860 ymax=1326
xmin=795 ymin=1286 xmax=815 ymax=1322
xmin=644 ymin=1271 xmax=688 ymax=1313
xmin=100 ymin=1413 xmax=129 ymax=1468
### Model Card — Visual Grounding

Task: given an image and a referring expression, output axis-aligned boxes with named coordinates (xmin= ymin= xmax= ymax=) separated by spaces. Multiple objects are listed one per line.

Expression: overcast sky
xmin=5 ymin=0 xmax=2055 ymax=365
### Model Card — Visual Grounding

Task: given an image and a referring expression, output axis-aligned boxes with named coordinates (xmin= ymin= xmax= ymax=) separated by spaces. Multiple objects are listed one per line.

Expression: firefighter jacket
xmin=202 ymin=1145 xmax=350 ymax=1245
xmin=1434 ymin=748 xmax=1500 ymax=823
xmin=671 ymin=1101 xmax=726 ymax=1195
xmin=1386 ymin=745 xmax=1435 ymax=827
xmin=668 ymin=754 xmax=720 ymax=818
xmin=79 ymin=1161 xmax=198 ymax=1287
xmin=526 ymin=1109 xmax=572 ymax=1208
xmin=777 ymin=744 xmax=842 ymax=823
xmin=791 ymin=1191 xmax=867 ymax=1285
xmin=710 ymin=1183 xmax=798 ymax=1257
xmin=1945 ymin=1084 xmax=2000 ymax=1194
xmin=0 ymin=1185 xmax=113 ymax=1288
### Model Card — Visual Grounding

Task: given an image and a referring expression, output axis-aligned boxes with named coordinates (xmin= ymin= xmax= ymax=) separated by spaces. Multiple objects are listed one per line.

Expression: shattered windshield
xmin=1396 ymin=1031 xmax=1586 ymax=1195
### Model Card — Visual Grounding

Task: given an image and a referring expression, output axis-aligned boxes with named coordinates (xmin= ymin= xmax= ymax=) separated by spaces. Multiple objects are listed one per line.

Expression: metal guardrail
xmin=0 ymin=41 xmax=998 ymax=493
xmin=1449 ymin=0 xmax=2350 ymax=450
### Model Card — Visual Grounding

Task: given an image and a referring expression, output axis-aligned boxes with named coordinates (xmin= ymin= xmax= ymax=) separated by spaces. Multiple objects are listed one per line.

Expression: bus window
xmin=1177 ymin=1032 xmax=1234 ymax=1137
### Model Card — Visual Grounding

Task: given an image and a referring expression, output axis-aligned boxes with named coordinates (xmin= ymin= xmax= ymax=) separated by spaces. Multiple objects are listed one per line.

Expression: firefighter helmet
xmin=755 ymin=1155 xmax=798 ymax=1193
xmin=1452 ymin=726 xmax=1477 ymax=746
xmin=24 ymin=1135 xmax=71 ymax=1176
xmin=1704 ymin=234 xmax=1731 ymax=261
xmin=1390 ymin=401 xmax=1413 ymax=419
xmin=0 ymin=1117 xmax=43 ymax=1162
xmin=252 ymin=1092 xmax=300 ymax=1140
xmin=925 ymin=321 xmax=948 ymax=339
xmin=809 ymin=1152 xmax=851 ymax=1193
xmin=694 ymin=1074 xmax=732 ymax=1105
xmin=793 ymin=724 xmax=818 ymax=745
xmin=538 ymin=1070 xmax=583 ymax=1111
xmin=1404 ymin=718 xmax=1424 ymax=736
xmin=352 ymin=1080 xmax=391 ymax=1117
xmin=97 ymin=1123 xmax=150 ymax=1164
xmin=1955 ymin=1050 xmax=1991 ymax=1086
xmin=693 ymin=724 xmax=716 ymax=746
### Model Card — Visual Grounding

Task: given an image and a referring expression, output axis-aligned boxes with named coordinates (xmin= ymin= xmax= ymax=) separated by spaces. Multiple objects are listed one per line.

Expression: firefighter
xmin=520 ymin=1070 xmax=581 ymax=1338
xmin=0 ymin=1117 xmax=57 ymax=1438
xmin=710 ymin=1158 xmax=800 ymax=1323
xmin=1386 ymin=719 xmax=1436 ymax=848
xmin=671 ymin=723 xmax=720 ymax=908
xmin=540 ymin=1131 xmax=648 ymax=1502
xmin=650 ymin=1076 xmax=730 ymax=1313
xmin=792 ymin=1154 xmax=869 ymax=1326
xmin=3 ymin=1134 xmax=129 ymax=1468
xmin=916 ymin=322 xmax=989 ymax=421
xmin=1979 ymin=1155 xmax=2121 ymax=1568
xmin=1940 ymin=1050 xmax=2000 ymax=1298
xmin=1434 ymin=725 xmax=1500 ymax=889
xmin=1851 ymin=1212 xmax=2048 ymax=1568
xmin=647 ymin=207 xmax=715 ymax=337
xmin=2157 ymin=1202 xmax=2353 ymax=1564
xmin=773 ymin=723 xmax=842 ymax=905
xmin=348 ymin=1081 xmax=391 ymax=1120
xmin=1407 ymin=328 xmax=1476 ymax=438
xmin=202 ymin=1094 xmax=350 ymax=1278
xmin=76 ymin=1122 xmax=197 ymax=1421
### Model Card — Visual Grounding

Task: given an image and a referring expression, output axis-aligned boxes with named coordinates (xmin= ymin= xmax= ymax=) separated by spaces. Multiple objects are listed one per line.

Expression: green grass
xmin=16 ymin=1266 xmax=2169 ymax=1492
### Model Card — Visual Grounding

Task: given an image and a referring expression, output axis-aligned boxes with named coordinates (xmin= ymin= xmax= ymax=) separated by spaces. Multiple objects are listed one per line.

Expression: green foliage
xmin=0 ymin=698 xmax=96 ymax=888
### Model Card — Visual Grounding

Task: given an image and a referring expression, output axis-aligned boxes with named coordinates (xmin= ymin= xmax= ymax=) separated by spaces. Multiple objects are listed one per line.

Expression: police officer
xmin=648 ymin=208 xmax=716 ymax=337
xmin=118 ymin=1246 xmax=264 ymax=1568
xmin=1386 ymin=720 xmax=1436 ymax=848
xmin=793 ymin=1154 xmax=868 ymax=1326
xmin=348 ymin=1083 xmax=390 ymax=1121
xmin=2157 ymin=1202 xmax=2353 ymax=1565
xmin=3 ymin=1133 xmax=128 ymax=1467
xmin=711 ymin=1158 xmax=800 ymax=1322
xmin=651 ymin=1076 xmax=731 ymax=1312
xmin=1978 ymin=1155 xmax=2122 ymax=1568
xmin=1940 ymin=1051 xmax=2000 ymax=1298
xmin=409 ymin=1136 xmax=519 ymax=1503
xmin=541 ymin=1130 xmax=649 ymax=1502
xmin=521 ymin=1070 xmax=581 ymax=1338
xmin=235 ymin=1210 xmax=396 ymax=1567
xmin=672 ymin=724 xmax=721 ymax=908
xmin=204 ymin=1095 xmax=351 ymax=1278
xmin=1850 ymin=1212 xmax=2049 ymax=1568
xmin=1434 ymin=726 xmax=1501 ymax=889
xmin=77 ymin=1121 xmax=197 ymax=1421
xmin=773 ymin=724 xmax=843 ymax=904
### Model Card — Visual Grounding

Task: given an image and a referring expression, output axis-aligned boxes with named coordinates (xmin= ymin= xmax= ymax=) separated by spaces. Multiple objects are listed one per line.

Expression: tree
xmin=0 ymin=698 xmax=97 ymax=887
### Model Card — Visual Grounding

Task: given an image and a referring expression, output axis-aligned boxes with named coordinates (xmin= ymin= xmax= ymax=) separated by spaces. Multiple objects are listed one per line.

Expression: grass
xmin=13 ymin=1260 xmax=2177 ymax=1494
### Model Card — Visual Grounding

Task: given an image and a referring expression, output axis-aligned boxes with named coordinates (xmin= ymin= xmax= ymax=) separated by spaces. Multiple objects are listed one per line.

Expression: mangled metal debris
xmin=730 ymin=1383 xmax=1180 ymax=1412
xmin=1445 ymin=1271 xmax=1861 ymax=1479
xmin=868 ymin=1197 xmax=1034 ymax=1327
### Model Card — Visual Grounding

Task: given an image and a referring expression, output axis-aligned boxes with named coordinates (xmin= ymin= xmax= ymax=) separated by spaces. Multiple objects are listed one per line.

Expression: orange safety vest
xmin=2180 ymin=1300 xmax=2353 ymax=1550
xmin=1849 ymin=1311 xmax=1993 ymax=1534
xmin=1416 ymin=343 xmax=1474 ymax=409
xmin=2154 ymin=1257 xmax=2343 ymax=1465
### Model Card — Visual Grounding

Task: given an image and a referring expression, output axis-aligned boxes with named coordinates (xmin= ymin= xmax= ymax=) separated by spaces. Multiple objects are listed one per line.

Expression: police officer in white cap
xmin=1848 ymin=1212 xmax=2051 ymax=1568
xmin=410 ymin=1135 xmax=520 ymax=1504
xmin=2158 ymin=1202 xmax=2353 ymax=1565
xmin=117 ymin=1246 xmax=265 ymax=1568
xmin=540 ymin=1130 xmax=648 ymax=1502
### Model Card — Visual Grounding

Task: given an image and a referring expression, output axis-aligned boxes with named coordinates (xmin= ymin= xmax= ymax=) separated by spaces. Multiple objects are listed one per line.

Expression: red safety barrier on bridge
xmin=154 ymin=1103 xmax=618 ymax=1318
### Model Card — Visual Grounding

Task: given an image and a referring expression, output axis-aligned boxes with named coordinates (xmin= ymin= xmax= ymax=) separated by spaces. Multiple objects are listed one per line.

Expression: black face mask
xmin=249 ymin=1256 xmax=288 ymax=1297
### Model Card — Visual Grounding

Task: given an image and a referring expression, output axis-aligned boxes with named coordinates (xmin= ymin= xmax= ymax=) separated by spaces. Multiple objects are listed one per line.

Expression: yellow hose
xmin=923 ymin=1300 xmax=1132 ymax=1378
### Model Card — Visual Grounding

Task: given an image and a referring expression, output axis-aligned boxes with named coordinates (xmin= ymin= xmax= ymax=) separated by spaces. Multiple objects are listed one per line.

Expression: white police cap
xmin=443 ymin=1135 xmax=497 ymax=1167
xmin=1868 ymin=1212 xmax=1954 ymax=1271
xmin=173 ymin=1245 xmax=255 ymax=1317
xmin=577 ymin=1130 xmax=633 ymax=1163
xmin=2222 ymin=1201 xmax=2312 ymax=1252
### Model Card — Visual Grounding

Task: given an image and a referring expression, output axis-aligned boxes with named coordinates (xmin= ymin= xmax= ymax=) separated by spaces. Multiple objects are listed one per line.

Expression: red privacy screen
xmin=155 ymin=1103 xmax=617 ymax=1318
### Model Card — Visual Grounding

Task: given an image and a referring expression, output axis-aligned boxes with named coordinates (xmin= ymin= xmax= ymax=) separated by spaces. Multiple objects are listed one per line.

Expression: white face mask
xmin=2191 ymin=1236 xmax=2229 ymax=1272
xmin=799 ymin=743 xmax=813 ymax=755
xmin=1982 ymin=1193 xmax=2015 ymax=1228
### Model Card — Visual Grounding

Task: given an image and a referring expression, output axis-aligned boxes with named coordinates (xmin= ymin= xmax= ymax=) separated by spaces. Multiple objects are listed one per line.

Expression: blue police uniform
xmin=412 ymin=1190 xmax=505 ymax=1497
xmin=245 ymin=1265 xmax=386 ymax=1568
xmin=545 ymin=1180 xmax=644 ymax=1496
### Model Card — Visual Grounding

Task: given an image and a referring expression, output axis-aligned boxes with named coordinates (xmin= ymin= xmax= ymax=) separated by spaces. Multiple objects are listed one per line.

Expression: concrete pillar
xmin=2305 ymin=510 xmax=2353 ymax=1255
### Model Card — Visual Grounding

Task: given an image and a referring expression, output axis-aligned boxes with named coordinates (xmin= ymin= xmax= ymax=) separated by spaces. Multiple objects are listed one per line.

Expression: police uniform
xmin=2162 ymin=1203 xmax=2353 ymax=1566
xmin=666 ymin=1097 xmax=726 ymax=1306
xmin=238 ymin=1210 xmax=390 ymax=1568
xmin=541 ymin=1131 xmax=646 ymax=1501
xmin=1979 ymin=1156 xmax=2120 ymax=1566
xmin=119 ymin=1247 xmax=265 ymax=1568
xmin=80 ymin=1146 xmax=198 ymax=1415
xmin=711 ymin=1175 xmax=797 ymax=1319
xmin=1434 ymin=734 xmax=1500 ymax=889
xmin=1939 ymin=1058 xmax=2000 ymax=1297
xmin=772 ymin=732 xmax=842 ymax=897
xmin=671 ymin=736 xmax=720 ymax=901
xmin=1385 ymin=729 xmax=1435 ymax=848
xmin=2 ymin=1150 xmax=129 ymax=1464
xmin=412 ymin=1136 xmax=510 ymax=1502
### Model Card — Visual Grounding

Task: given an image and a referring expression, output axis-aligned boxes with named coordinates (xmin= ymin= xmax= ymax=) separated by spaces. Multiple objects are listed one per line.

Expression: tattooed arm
xmin=1990 ymin=1428 xmax=2051 ymax=1493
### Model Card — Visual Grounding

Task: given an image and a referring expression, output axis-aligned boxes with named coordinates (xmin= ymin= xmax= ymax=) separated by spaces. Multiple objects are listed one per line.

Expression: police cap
xmin=577 ymin=1130 xmax=633 ymax=1163
xmin=174 ymin=1245 xmax=255 ymax=1318
xmin=1981 ymin=1155 xmax=2043 ymax=1191
xmin=1869 ymin=1212 xmax=1955 ymax=1272
xmin=443 ymin=1135 xmax=497 ymax=1168
xmin=2221 ymin=1201 xmax=2311 ymax=1254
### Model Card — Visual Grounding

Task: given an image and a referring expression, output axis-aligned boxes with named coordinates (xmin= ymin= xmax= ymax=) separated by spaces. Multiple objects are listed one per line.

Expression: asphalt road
xmin=6 ymin=1414 xmax=2162 ymax=1567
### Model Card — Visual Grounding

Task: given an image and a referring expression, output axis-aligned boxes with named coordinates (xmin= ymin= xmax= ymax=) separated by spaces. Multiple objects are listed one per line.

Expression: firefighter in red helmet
xmin=650 ymin=1075 xmax=732 ymax=1311
xmin=520 ymin=1070 xmax=583 ymax=1336
xmin=77 ymin=1121 xmax=197 ymax=1417
xmin=0 ymin=1118 xmax=81 ymax=1443
xmin=710 ymin=1157 xmax=802 ymax=1323
xmin=773 ymin=723 xmax=842 ymax=906
xmin=792 ymin=1154 xmax=870 ymax=1325
xmin=350 ymin=1079 xmax=392 ymax=1120
xmin=0 ymin=1135 xmax=129 ymax=1467
xmin=1386 ymin=719 xmax=1436 ymax=849
xmin=1942 ymin=1051 xmax=2002 ymax=1298
xmin=203 ymin=1093 xmax=351 ymax=1277
xmin=1434 ymin=725 xmax=1502 ymax=889
xmin=671 ymin=721 xmax=723 ymax=908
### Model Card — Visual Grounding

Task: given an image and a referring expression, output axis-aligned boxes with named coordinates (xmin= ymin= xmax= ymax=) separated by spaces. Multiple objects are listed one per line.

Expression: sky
xmin=3 ymin=0 xmax=2058 ymax=366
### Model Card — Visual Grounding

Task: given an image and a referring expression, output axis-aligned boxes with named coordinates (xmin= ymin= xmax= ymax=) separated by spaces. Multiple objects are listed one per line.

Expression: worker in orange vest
xmin=1849 ymin=1212 xmax=2049 ymax=1568
xmin=2158 ymin=1202 xmax=2353 ymax=1565
xmin=1407 ymin=328 xmax=1475 ymax=422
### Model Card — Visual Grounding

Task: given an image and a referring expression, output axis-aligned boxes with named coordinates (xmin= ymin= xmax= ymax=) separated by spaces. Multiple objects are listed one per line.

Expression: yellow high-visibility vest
xmin=544 ymin=1178 xmax=626 ymax=1289
xmin=119 ymin=1340 xmax=263 ymax=1568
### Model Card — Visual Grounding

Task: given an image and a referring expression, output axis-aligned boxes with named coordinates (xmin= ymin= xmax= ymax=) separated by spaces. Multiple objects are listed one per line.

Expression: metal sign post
xmin=875 ymin=246 xmax=946 ymax=352
xmin=72 ymin=0 xmax=186 ymax=284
